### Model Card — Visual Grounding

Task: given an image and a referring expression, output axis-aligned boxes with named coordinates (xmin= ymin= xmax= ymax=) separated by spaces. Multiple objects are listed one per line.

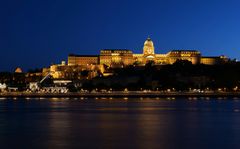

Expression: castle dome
xmin=143 ymin=37 xmax=155 ymax=55
xmin=144 ymin=37 xmax=154 ymax=47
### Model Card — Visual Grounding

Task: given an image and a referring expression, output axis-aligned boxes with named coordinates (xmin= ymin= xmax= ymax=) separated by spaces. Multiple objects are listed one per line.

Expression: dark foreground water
xmin=1 ymin=97 xmax=240 ymax=149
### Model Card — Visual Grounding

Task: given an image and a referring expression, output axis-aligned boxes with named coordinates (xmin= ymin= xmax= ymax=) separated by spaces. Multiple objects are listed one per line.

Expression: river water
xmin=0 ymin=97 xmax=240 ymax=149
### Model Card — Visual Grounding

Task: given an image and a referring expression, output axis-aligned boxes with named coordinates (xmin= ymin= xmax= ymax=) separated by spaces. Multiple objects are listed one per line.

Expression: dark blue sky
xmin=1 ymin=0 xmax=240 ymax=71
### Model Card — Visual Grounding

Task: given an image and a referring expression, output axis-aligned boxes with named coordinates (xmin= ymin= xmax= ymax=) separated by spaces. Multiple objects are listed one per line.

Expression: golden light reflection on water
xmin=92 ymin=101 xmax=171 ymax=148
xmin=45 ymin=100 xmax=72 ymax=148
xmin=1 ymin=97 xmax=240 ymax=148
xmin=44 ymin=99 xmax=178 ymax=148
xmin=135 ymin=114 xmax=163 ymax=148
xmin=49 ymin=97 xmax=70 ymax=102
xmin=97 ymin=107 xmax=176 ymax=111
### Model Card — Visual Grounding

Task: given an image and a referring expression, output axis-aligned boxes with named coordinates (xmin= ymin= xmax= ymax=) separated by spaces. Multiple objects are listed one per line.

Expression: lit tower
xmin=143 ymin=37 xmax=155 ymax=63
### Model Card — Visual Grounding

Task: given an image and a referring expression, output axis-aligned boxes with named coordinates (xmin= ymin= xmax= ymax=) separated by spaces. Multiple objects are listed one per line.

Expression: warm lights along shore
xmin=1 ymin=91 xmax=240 ymax=98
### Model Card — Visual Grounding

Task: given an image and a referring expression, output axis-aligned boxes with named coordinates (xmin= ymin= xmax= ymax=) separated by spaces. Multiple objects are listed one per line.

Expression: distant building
xmin=45 ymin=37 xmax=229 ymax=79
xmin=201 ymin=56 xmax=228 ymax=65
xmin=45 ymin=61 xmax=104 ymax=79
xmin=67 ymin=37 xmax=228 ymax=66
xmin=0 ymin=83 xmax=7 ymax=91
xmin=68 ymin=55 xmax=99 ymax=66
xmin=15 ymin=67 xmax=23 ymax=73
xmin=100 ymin=49 xmax=133 ymax=67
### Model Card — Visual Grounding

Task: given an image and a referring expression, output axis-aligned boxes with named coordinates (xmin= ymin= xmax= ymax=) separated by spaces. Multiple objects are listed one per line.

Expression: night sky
xmin=1 ymin=0 xmax=240 ymax=71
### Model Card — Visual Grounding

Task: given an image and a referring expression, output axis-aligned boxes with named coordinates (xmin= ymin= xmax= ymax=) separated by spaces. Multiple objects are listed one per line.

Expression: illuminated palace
xmin=68 ymin=37 xmax=227 ymax=66
xmin=46 ymin=37 xmax=228 ymax=79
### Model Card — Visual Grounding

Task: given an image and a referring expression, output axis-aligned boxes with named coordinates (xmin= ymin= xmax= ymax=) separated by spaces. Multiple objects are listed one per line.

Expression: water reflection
xmin=47 ymin=107 xmax=71 ymax=148
xmin=0 ymin=98 xmax=240 ymax=148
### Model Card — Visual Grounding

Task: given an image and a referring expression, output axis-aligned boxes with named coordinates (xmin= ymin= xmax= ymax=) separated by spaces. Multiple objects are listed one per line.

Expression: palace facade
xmin=45 ymin=37 xmax=228 ymax=79
xmin=68 ymin=37 xmax=228 ymax=66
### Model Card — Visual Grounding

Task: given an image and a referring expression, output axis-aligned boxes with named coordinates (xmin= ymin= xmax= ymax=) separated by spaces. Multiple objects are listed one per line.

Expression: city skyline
xmin=1 ymin=0 xmax=240 ymax=71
